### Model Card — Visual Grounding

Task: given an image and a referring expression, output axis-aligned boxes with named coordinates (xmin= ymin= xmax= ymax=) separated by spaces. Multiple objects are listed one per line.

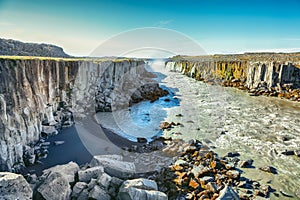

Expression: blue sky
xmin=0 ymin=0 xmax=300 ymax=56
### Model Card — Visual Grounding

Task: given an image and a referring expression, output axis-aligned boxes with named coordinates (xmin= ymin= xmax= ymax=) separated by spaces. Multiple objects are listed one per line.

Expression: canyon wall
xmin=166 ymin=56 xmax=300 ymax=99
xmin=0 ymin=58 xmax=162 ymax=172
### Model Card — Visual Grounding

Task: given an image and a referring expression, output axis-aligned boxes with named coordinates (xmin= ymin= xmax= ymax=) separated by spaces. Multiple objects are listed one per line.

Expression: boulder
xmin=137 ymin=137 xmax=148 ymax=143
xmin=90 ymin=155 xmax=136 ymax=179
xmin=226 ymin=170 xmax=240 ymax=179
xmin=89 ymin=185 xmax=111 ymax=200
xmin=259 ymin=166 xmax=277 ymax=174
xmin=77 ymin=188 xmax=89 ymax=200
xmin=90 ymin=155 xmax=123 ymax=165
xmin=42 ymin=161 xmax=79 ymax=183
xmin=118 ymin=178 xmax=168 ymax=200
xmin=110 ymin=176 xmax=124 ymax=188
xmin=71 ymin=182 xmax=87 ymax=199
xmin=0 ymin=172 xmax=33 ymax=200
xmin=87 ymin=178 xmax=97 ymax=190
xmin=78 ymin=166 xmax=104 ymax=183
xmin=97 ymin=173 xmax=112 ymax=190
xmin=216 ymin=185 xmax=240 ymax=200
xmin=36 ymin=172 xmax=71 ymax=200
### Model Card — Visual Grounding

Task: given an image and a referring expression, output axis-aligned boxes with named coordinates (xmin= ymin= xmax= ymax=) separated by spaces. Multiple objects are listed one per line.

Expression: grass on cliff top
xmin=169 ymin=52 xmax=300 ymax=62
xmin=0 ymin=55 xmax=138 ymax=63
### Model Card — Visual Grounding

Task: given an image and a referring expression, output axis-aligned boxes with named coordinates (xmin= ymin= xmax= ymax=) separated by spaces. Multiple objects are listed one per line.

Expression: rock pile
xmin=156 ymin=140 xmax=278 ymax=200
xmin=130 ymin=83 xmax=169 ymax=104
xmin=23 ymin=155 xmax=166 ymax=200
xmin=222 ymin=79 xmax=300 ymax=101
xmin=2 ymin=138 xmax=298 ymax=199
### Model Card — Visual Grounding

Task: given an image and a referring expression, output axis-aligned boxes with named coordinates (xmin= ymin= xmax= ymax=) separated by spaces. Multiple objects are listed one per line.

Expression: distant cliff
xmin=0 ymin=38 xmax=70 ymax=57
xmin=166 ymin=53 xmax=300 ymax=100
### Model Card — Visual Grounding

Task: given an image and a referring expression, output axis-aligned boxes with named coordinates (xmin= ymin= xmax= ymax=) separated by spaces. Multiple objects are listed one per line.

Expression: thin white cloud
xmin=0 ymin=22 xmax=13 ymax=26
xmin=153 ymin=20 xmax=173 ymax=27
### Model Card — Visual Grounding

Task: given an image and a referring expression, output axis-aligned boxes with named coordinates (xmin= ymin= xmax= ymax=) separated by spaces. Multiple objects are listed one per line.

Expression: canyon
xmin=0 ymin=57 xmax=166 ymax=172
xmin=166 ymin=53 xmax=300 ymax=101
xmin=0 ymin=52 xmax=300 ymax=199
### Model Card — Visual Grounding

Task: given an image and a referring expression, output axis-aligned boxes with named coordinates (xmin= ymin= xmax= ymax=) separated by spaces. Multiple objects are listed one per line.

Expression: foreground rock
xmin=90 ymin=154 xmax=136 ymax=179
xmin=0 ymin=172 xmax=33 ymax=200
xmin=42 ymin=161 xmax=79 ymax=183
xmin=118 ymin=178 xmax=168 ymax=200
xmin=35 ymin=172 xmax=71 ymax=200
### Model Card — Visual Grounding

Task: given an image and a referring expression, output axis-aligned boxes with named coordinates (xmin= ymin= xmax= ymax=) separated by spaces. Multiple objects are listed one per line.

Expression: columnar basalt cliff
xmin=0 ymin=58 xmax=166 ymax=171
xmin=166 ymin=53 xmax=300 ymax=100
xmin=0 ymin=58 xmax=79 ymax=171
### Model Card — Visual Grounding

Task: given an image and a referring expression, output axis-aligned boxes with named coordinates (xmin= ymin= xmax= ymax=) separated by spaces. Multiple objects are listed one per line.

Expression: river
xmin=97 ymin=60 xmax=300 ymax=199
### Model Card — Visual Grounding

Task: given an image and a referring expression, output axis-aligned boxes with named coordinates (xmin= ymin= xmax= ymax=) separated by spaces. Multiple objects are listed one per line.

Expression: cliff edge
xmin=0 ymin=38 xmax=70 ymax=58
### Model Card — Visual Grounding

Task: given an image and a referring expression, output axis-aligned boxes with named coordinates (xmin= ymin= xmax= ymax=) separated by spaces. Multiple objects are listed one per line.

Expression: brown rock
xmin=206 ymin=182 xmax=218 ymax=193
xmin=226 ymin=170 xmax=240 ymax=179
xmin=172 ymin=165 xmax=184 ymax=171
xmin=189 ymin=179 xmax=200 ymax=189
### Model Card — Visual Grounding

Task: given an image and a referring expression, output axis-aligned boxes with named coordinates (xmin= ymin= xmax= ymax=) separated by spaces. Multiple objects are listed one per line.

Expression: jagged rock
xmin=226 ymin=170 xmax=240 ymax=179
xmin=137 ymin=137 xmax=148 ymax=143
xmin=78 ymin=166 xmax=104 ymax=183
xmin=281 ymin=150 xmax=295 ymax=156
xmin=294 ymin=150 xmax=300 ymax=157
xmin=199 ymin=176 xmax=214 ymax=183
xmin=0 ymin=172 xmax=33 ymax=200
xmin=118 ymin=178 xmax=167 ymax=200
xmin=206 ymin=182 xmax=218 ymax=193
xmin=191 ymin=165 xmax=205 ymax=178
xmin=259 ymin=166 xmax=277 ymax=174
xmin=238 ymin=159 xmax=254 ymax=168
xmin=77 ymin=188 xmax=89 ymax=200
xmin=296 ymin=188 xmax=300 ymax=198
xmin=90 ymin=155 xmax=136 ymax=179
xmin=89 ymin=185 xmax=111 ymax=200
xmin=227 ymin=152 xmax=240 ymax=157
xmin=41 ymin=126 xmax=58 ymax=137
xmin=26 ymin=173 xmax=38 ymax=184
xmin=36 ymin=172 xmax=71 ymax=200
xmin=71 ymin=182 xmax=87 ymax=199
xmin=87 ymin=178 xmax=97 ymax=190
xmin=216 ymin=185 xmax=240 ymax=200
xmin=42 ymin=161 xmax=79 ymax=183
xmin=97 ymin=173 xmax=112 ymax=190
xmin=110 ymin=176 xmax=124 ymax=188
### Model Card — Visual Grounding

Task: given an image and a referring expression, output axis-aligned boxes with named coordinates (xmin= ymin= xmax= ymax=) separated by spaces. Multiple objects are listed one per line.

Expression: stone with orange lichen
xmin=189 ymin=179 xmax=200 ymax=189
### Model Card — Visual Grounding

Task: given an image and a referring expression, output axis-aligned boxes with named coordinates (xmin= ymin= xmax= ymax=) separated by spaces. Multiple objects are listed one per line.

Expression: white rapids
xmin=97 ymin=60 xmax=300 ymax=199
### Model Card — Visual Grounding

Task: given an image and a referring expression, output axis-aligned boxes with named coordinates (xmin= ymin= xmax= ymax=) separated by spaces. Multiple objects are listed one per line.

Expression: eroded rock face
xmin=0 ymin=172 xmax=33 ymax=200
xmin=0 ymin=58 xmax=79 ymax=172
xmin=0 ymin=58 xmax=165 ymax=171
xmin=166 ymin=54 xmax=300 ymax=101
